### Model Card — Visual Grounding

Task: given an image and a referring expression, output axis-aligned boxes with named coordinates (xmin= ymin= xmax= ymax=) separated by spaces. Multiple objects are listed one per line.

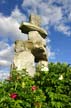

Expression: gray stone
xmin=28 ymin=31 xmax=46 ymax=46
xmin=14 ymin=39 xmax=47 ymax=62
xmin=36 ymin=60 xmax=48 ymax=71
xmin=19 ymin=14 xmax=47 ymax=38
xmin=29 ymin=13 xmax=41 ymax=26
xmin=32 ymin=46 xmax=47 ymax=62
xmin=19 ymin=22 xmax=47 ymax=38
xmin=12 ymin=51 xmax=35 ymax=77
xmin=37 ymin=60 xmax=48 ymax=67
xmin=11 ymin=14 xmax=48 ymax=77
xmin=14 ymin=40 xmax=34 ymax=53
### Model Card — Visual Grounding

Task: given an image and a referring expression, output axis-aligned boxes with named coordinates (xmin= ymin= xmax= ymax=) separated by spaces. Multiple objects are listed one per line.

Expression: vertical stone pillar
xmin=11 ymin=40 xmax=35 ymax=77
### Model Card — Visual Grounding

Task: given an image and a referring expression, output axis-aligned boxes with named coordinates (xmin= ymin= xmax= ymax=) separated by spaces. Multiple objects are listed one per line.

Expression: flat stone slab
xmin=19 ymin=22 xmax=47 ymax=38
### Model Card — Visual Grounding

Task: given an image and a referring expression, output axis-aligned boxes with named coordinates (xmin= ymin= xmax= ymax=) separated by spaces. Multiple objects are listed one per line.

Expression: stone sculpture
xmin=11 ymin=14 xmax=48 ymax=76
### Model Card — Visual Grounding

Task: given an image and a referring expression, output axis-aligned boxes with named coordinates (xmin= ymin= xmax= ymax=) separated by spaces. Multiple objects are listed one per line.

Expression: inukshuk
xmin=12 ymin=14 xmax=48 ymax=77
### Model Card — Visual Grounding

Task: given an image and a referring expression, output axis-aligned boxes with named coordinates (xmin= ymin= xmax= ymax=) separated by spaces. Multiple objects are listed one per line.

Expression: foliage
xmin=0 ymin=62 xmax=71 ymax=108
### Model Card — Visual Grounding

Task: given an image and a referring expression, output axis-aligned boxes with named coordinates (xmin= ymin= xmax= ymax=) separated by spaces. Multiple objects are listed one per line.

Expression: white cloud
xmin=0 ymin=41 xmax=14 ymax=61
xmin=11 ymin=6 xmax=27 ymax=23
xmin=0 ymin=60 xmax=11 ymax=66
xmin=0 ymin=41 xmax=13 ymax=80
xmin=0 ymin=7 xmax=28 ymax=41
xmin=55 ymin=24 xmax=71 ymax=36
xmin=0 ymin=41 xmax=9 ymax=50
xmin=0 ymin=71 xmax=10 ymax=80
xmin=0 ymin=41 xmax=14 ymax=75
xmin=0 ymin=66 xmax=10 ymax=80
xmin=22 ymin=0 xmax=71 ymax=36
xmin=46 ymin=38 xmax=51 ymax=43
xmin=47 ymin=46 xmax=55 ymax=59
xmin=68 ymin=12 xmax=71 ymax=21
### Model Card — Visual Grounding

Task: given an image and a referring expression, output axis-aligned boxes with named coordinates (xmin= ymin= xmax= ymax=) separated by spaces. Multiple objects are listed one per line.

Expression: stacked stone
xmin=12 ymin=14 xmax=48 ymax=77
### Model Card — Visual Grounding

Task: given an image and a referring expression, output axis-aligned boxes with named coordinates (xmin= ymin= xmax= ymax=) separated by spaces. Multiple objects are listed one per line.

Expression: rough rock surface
xmin=12 ymin=51 xmax=35 ymax=77
xmin=28 ymin=31 xmax=46 ymax=46
xmin=14 ymin=40 xmax=34 ymax=53
xmin=36 ymin=60 xmax=48 ymax=71
xmin=29 ymin=13 xmax=41 ymax=26
xmin=11 ymin=14 xmax=48 ymax=77
xmin=19 ymin=22 xmax=47 ymax=38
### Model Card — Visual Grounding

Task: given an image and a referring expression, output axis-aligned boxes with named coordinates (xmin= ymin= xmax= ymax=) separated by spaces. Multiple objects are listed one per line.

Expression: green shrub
xmin=0 ymin=63 xmax=71 ymax=108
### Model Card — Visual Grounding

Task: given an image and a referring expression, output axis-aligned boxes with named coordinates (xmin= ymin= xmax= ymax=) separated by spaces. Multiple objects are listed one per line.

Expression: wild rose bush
xmin=0 ymin=63 xmax=71 ymax=108
xmin=0 ymin=69 xmax=47 ymax=108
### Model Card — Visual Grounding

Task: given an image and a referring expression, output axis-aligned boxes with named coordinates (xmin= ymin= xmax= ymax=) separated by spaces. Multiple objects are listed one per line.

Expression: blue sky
xmin=0 ymin=0 xmax=71 ymax=79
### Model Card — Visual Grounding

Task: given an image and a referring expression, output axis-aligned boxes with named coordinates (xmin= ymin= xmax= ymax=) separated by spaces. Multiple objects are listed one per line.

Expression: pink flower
xmin=32 ymin=86 xmax=37 ymax=91
xmin=10 ymin=93 xmax=17 ymax=99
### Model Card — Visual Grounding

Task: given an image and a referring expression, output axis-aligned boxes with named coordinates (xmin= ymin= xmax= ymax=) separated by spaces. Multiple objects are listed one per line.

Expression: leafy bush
xmin=0 ymin=63 xmax=71 ymax=108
